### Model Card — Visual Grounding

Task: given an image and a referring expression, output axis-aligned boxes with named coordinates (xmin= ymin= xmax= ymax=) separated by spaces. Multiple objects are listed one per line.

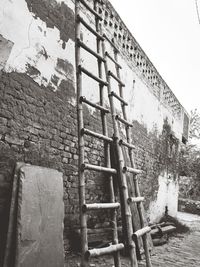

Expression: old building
xmin=0 ymin=0 xmax=189 ymax=258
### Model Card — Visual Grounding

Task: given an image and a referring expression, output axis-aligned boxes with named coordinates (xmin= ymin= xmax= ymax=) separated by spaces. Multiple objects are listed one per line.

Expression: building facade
xmin=0 ymin=0 xmax=189 ymax=255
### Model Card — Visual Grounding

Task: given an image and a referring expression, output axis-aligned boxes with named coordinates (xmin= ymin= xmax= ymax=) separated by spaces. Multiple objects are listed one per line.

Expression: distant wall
xmin=178 ymin=198 xmax=200 ymax=215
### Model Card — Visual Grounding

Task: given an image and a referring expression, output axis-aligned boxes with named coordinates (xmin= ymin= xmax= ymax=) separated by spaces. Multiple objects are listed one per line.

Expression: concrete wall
xmin=0 ymin=0 xmax=189 ymax=254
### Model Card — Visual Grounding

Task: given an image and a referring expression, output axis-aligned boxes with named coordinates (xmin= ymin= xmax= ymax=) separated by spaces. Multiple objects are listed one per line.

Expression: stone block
xmin=16 ymin=165 xmax=64 ymax=267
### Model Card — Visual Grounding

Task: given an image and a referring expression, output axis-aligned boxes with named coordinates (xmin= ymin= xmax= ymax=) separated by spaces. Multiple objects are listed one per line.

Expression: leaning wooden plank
xmin=15 ymin=165 xmax=64 ymax=267
xmin=3 ymin=162 xmax=27 ymax=267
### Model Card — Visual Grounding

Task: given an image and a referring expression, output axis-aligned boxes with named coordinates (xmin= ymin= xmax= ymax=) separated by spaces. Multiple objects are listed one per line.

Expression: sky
xmin=111 ymin=0 xmax=200 ymax=114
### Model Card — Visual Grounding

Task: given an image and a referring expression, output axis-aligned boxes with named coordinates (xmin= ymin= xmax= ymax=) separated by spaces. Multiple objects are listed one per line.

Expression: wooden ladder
xmin=75 ymin=0 xmax=152 ymax=266
xmin=76 ymin=0 xmax=125 ymax=266
xmin=102 ymin=33 xmax=152 ymax=267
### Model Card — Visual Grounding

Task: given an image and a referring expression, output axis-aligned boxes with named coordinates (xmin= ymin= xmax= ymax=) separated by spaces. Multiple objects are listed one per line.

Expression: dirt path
xmin=66 ymin=212 xmax=200 ymax=267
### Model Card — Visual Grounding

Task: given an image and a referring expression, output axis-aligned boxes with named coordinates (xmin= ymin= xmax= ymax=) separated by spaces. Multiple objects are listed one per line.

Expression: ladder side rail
xmin=75 ymin=2 xmax=88 ymax=267
xmin=114 ymin=48 xmax=152 ymax=267
xmin=113 ymin=48 xmax=139 ymax=228
xmin=130 ymin=155 xmax=152 ymax=267
xmin=94 ymin=2 xmax=121 ymax=266
xmin=102 ymin=39 xmax=138 ymax=267
xmin=113 ymin=51 xmax=126 ymax=118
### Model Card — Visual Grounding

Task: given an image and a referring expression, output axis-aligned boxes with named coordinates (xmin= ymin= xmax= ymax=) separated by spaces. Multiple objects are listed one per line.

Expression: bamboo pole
xmin=114 ymin=50 xmax=152 ymax=267
xmin=127 ymin=197 xmax=144 ymax=204
xmin=82 ymin=203 xmax=120 ymax=211
xmin=85 ymin=243 xmax=124 ymax=258
xmin=75 ymin=1 xmax=88 ymax=266
xmin=103 ymin=37 xmax=138 ymax=267
xmin=81 ymin=128 xmax=113 ymax=142
xmin=80 ymin=96 xmax=109 ymax=113
xmin=94 ymin=1 xmax=122 ymax=265
xmin=133 ymin=227 xmax=151 ymax=238
xmin=81 ymin=163 xmax=117 ymax=174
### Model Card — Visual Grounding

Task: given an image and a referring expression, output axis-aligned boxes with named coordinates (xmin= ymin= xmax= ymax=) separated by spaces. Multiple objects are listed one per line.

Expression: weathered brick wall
xmin=0 ymin=0 xmax=189 ymax=256
xmin=0 ymin=71 xmax=80 ymax=252
xmin=0 ymin=73 xmax=112 ymax=255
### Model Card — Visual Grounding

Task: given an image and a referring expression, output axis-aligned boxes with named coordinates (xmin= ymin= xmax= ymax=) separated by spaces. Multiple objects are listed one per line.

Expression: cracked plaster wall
xmin=0 ymin=0 xmax=77 ymax=257
xmin=79 ymin=1 xmax=187 ymax=222
xmin=0 ymin=0 xmax=189 ymax=255
xmin=0 ymin=0 xmax=75 ymax=92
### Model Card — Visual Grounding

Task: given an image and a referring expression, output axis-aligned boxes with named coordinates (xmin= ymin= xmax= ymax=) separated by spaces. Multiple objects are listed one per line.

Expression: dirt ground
xmin=65 ymin=212 xmax=200 ymax=267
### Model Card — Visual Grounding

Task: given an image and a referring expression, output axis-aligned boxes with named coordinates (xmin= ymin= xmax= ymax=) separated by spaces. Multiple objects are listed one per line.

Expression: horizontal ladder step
xmin=123 ymin=166 xmax=143 ymax=175
xmin=80 ymin=96 xmax=110 ymax=113
xmin=109 ymin=91 xmax=128 ymax=105
xmin=78 ymin=65 xmax=108 ymax=86
xmin=119 ymin=139 xmax=135 ymax=149
xmin=81 ymin=163 xmax=117 ymax=174
xmin=105 ymin=51 xmax=122 ymax=69
xmin=81 ymin=128 xmax=113 ymax=142
xmin=77 ymin=15 xmax=104 ymax=40
xmin=103 ymin=34 xmax=120 ymax=53
xmin=115 ymin=115 xmax=132 ymax=127
xmin=128 ymin=197 xmax=144 ymax=204
xmin=82 ymin=202 xmax=120 ymax=211
xmin=108 ymin=71 xmax=125 ymax=87
xmin=78 ymin=0 xmax=102 ymax=20
xmin=77 ymin=39 xmax=105 ymax=62
xmin=151 ymin=225 xmax=176 ymax=236
xmin=133 ymin=226 xmax=151 ymax=239
xmin=85 ymin=243 xmax=124 ymax=258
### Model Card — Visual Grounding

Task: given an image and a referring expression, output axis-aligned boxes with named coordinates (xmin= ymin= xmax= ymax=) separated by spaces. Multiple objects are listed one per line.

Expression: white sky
xmin=111 ymin=0 xmax=200 ymax=114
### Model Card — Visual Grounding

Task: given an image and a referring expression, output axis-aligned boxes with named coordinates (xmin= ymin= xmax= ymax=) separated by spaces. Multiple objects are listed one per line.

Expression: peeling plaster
xmin=0 ymin=34 xmax=14 ymax=70
xmin=0 ymin=0 xmax=75 ymax=91
xmin=78 ymin=8 xmax=184 ymax=141
xmin=148 ymin=173 xmax=179 ymax=222
xmin=25 ymin=0 xmax=75 ymax=43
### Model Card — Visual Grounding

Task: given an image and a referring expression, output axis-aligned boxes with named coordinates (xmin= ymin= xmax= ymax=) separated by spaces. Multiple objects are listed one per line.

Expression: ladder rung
xmin=105 ymin=51 xmax=122 ymax=69
xmin=109 ymin=91 xmax=128 ymax=105
xmin=119 ymin=139 xmax=135 ymax=149
xmin=81 ymin=128 xmax=113 ymax=142
xmin=77 ymin=39 xmax=105 ymax=62
xmin=78 ymin=65 xmax=108 ymax=86
xmin=77 ymin=15 xmax=104 ymax=40
xmin=78 ymin=0 xmax=102 ymax=20
xmin=123 ymin=166 xmax=143 ymax=175
xmin=80 ymin=96 xmax=110 ymax=113
xmin=132 ymin=226 xmax=151 ymax=239
xmin=108 ymin=71 xmax=125 ymax=87
xmin=82 ymin=202 xmax=120 ymax=211
xmin=103 ymin=34 xmax=120 ymax=53
xmin=128 ymin=197 xmax=144 ymax=204
xmin=115 ymin=115 xmax=133 ymax=127
xmin=150 ymin=225 xmax=176 ymax=236
xmin=85 ymin=243 xmax=124 ymax=258
xmin=81 ymin=163 xmax=117 ymax=174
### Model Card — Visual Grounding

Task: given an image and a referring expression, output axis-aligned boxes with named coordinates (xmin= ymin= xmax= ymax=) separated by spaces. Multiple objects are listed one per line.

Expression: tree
xmin=179 ymin=109 xmax=200 ymax=199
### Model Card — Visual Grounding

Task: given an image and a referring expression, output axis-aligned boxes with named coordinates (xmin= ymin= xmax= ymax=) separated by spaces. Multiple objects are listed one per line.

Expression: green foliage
xmin=189 ymin=109 xmax=200 ymax=139
xmin=179 ymin=109 xmax=200 ymax=194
